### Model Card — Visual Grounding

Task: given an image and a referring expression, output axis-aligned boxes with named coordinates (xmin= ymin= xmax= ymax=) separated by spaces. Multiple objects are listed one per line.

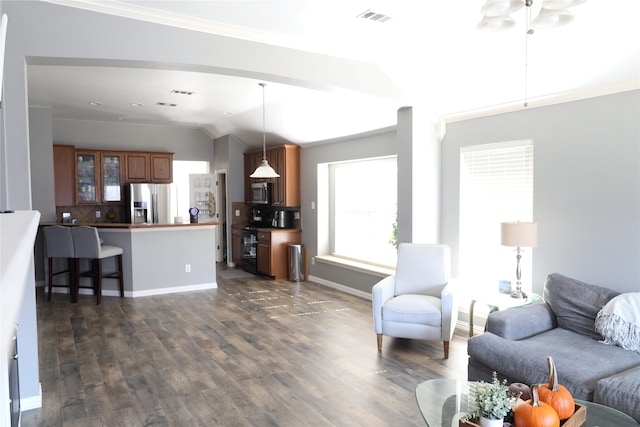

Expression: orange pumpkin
xmin=538 ymin=356 xmax=575 ymax=420
xmin=514 ymin=384 xmax=560 ymax=427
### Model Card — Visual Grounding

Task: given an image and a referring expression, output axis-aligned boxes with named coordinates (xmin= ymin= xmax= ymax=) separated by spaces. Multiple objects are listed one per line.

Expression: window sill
xmin=315 ymin=255 xmax=394 ymax=278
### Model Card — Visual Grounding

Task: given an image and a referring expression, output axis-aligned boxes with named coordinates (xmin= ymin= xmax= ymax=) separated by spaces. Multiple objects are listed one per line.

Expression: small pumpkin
xmin=514 ymin=384 xmax=560 ymax=427
xmin=538 ymin=356 xmax=575 ymax=420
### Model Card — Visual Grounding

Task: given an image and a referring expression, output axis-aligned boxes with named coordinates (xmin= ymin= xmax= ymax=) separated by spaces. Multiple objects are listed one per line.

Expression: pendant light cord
xmin=260 ymin=83 xmax=267 ymax=161
xmin=524 ymin=0 xmax=533 ymax=107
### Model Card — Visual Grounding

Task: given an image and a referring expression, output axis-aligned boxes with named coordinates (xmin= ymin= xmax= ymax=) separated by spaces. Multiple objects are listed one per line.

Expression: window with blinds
xmin=459 ymin=140 xmax=534 ymax=290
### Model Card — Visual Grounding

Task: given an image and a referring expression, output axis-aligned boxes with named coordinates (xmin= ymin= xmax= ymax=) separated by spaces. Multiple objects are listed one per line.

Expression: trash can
xmin=288 ymin=244 xmax=302 ymax=282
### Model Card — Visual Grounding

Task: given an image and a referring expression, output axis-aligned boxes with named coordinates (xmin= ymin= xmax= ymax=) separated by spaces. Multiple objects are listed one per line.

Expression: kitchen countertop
xmin=40 ymin=221 xmax=219 ymax=229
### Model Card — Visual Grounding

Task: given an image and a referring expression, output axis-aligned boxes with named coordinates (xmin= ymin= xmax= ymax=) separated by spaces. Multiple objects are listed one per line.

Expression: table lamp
xmin=501 ymin=221 xmax=537 ymax=299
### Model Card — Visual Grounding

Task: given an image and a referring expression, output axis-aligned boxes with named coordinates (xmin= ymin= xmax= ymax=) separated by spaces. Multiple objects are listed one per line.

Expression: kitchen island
xmin=40 ymin=222 xmax=219 ymax=297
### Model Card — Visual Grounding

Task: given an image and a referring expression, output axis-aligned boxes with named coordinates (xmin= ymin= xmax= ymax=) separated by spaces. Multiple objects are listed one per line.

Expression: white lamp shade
xmin=533 ymin=8 xmax=574 ymax=28
xmin=501 ymin=221 xmax=538 ymax=247
xmin=477 ymin=15 xmax=516 ymax=31
xmin=250 ymin=159 xmax=280 ymax=178
xmin=481 ymin=0 xmax=525 ymax=17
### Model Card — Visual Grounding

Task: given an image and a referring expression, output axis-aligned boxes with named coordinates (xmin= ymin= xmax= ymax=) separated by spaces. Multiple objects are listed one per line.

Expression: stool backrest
xmin=71 ymin=226 xmax=102 ymax=259
xmin=43 ymin=226 xmax=74 ymax=258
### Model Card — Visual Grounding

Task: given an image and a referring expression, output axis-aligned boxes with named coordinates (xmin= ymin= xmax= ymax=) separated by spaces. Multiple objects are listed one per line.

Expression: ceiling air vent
xmin=171 ymin=89 xmax=194 ymax=95
xmin=357 ymin=9 xmax=392 ymax=23
xmin=156 ymin=102 xmax=177 ymax=107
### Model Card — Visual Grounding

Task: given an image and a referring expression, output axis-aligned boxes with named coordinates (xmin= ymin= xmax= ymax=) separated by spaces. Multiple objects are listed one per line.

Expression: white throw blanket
xmin=595 ymin=292 xmax=640 ymax=353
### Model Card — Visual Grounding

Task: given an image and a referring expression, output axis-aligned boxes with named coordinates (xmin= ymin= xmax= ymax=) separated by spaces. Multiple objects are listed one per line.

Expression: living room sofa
xmin=467 ymin=273 xmax=640 ymax=422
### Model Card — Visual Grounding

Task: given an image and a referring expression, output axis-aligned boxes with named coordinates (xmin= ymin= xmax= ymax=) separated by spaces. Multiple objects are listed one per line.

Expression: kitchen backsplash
xmin=56 ymin=205 xmax=124 ymax=224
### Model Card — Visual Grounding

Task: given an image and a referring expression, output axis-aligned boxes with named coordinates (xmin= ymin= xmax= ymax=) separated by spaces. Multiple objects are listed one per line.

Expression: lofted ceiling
xmin=27 ymin=0 xmax=640 ymax=148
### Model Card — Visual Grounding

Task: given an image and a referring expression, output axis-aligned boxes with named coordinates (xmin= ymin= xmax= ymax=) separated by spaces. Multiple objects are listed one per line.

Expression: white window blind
xmin=459 ymin=140 xmax=534 ymax=290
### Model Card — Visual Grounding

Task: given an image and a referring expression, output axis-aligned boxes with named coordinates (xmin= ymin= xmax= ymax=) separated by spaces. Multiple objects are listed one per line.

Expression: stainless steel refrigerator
xmin=124 ymin=183 xmax=173 ymax=224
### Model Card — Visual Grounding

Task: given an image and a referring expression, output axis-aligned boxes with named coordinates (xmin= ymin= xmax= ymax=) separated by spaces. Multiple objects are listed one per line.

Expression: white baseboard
xmin=20 ymin=383 xmax=42 ymax=411
xmin=49 ymin=283 xmax=218 ymax=298
xmin=308 ymin=275 xmax=372 ymax=300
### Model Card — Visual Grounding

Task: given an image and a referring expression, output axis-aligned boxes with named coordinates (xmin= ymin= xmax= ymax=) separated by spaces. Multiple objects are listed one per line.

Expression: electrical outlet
xmin=311 ymin=201 xmax=316 ymax=210
xmin=311 ymin=257 xmax=316 ymax=265
xmin=95 ymin=211 xmax=101 ymax=218
xmin=185 ymin=264 xmax=191 ymax=273
xmin=235 ymin=210 xmax=240 ymax=216
xmin=294 ymin=212 xmax=300 ymax=220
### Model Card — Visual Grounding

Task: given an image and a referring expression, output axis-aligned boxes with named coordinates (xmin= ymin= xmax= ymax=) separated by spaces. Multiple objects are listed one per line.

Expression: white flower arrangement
xmin=466 ymin=372 xmax=520 ymax=421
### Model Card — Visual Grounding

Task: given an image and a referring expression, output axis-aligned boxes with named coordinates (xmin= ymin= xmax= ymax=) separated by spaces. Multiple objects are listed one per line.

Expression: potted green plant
xmin=464 ymin=372 xmax=519 ymax=427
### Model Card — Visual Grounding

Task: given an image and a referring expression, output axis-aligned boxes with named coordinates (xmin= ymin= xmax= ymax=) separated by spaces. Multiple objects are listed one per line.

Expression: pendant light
xmin=250 ymin=83 xmax=280 ymax=178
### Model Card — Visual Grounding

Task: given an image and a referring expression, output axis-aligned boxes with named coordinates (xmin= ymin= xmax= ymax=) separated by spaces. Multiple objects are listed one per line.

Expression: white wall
xmin=441 ymin=90 xmax=640 ymax=294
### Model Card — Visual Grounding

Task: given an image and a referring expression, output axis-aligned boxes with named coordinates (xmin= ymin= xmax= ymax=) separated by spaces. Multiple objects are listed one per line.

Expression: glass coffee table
xmin=415 ymin=379 xmax=638 ymax=427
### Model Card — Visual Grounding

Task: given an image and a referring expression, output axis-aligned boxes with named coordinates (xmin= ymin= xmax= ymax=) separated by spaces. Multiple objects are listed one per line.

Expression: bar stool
xmin=71 ymin=226 xmax=124 ymax=305
xmin=43 ymin=225 xmax=76 ymax=301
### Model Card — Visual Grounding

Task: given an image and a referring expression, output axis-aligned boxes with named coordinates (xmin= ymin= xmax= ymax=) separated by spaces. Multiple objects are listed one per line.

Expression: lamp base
xmin=510 ymin=289 xmax=528 ymax=299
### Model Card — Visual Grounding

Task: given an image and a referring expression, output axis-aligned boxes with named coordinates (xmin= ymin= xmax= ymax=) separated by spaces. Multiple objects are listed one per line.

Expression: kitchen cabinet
xmin=75 ymin=150 xmax=99 ymax=204
xmin=257 ymin=229 xmax=301 ymax=280
xmin=245 ymin=144 xmax=300 ymax=207
xmin=150 ymin=153 xmax=173 ymax=183
xmin=231 ymin=226 xmax=243 ymax=266
xmin=125 ymin=152 xmax=150 ymax=182
xmin=75 ymin=150 xmax=124 ymax=204
xmin=125 ymin=151 xmax=173 ymax=183
xmin=100 ymin=152 xmax=124 ymax=203
xmin=53 ymin=144 xmax=75 ymax=206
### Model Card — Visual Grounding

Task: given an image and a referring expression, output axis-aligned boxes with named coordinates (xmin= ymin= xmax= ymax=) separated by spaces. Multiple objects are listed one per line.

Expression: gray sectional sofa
xmin=467 ymin=273 xmax=640 ymax=422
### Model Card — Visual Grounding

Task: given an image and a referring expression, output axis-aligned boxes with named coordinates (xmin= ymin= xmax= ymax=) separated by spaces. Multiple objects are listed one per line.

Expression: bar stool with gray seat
xmin=43 ymin=225 xmax=76 ymax=302
xmin=71 ymin=226 xmax=124 ymax=304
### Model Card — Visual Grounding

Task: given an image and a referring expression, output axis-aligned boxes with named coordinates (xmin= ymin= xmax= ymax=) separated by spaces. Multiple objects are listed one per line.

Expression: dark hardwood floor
xmin=22 ymin=266 xmax=469 ymax=427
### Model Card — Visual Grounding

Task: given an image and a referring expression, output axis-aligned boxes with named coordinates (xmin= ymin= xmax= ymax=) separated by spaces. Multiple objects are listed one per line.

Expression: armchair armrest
xmin=441 ymin=279 xmax=460 ymax=340
xmin=486 ymin=303 xmax=557 ymax=340
xmin=372 ymin=275 xmax=396 ymax=334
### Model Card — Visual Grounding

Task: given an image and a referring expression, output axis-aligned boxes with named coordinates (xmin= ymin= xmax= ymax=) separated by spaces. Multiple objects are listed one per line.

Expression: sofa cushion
xmin=543 ymin=273 xmax=619 ymax=340
xmin=594 ymin=365 xmax=640 ymax=422
xmin=467 ymin=327 xmax=640 ymax=400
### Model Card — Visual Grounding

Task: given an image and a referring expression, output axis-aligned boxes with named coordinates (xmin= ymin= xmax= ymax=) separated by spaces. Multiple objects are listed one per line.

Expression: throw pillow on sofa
xmin=595 ymin=292 xmax=640 ymax=353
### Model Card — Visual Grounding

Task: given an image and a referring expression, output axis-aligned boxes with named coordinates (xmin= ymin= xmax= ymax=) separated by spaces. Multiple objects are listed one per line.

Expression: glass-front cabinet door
xmin=101 ymin=152 xmax=123 ymax=203
xmin=75 ymin=151 xmax=98 ymax=204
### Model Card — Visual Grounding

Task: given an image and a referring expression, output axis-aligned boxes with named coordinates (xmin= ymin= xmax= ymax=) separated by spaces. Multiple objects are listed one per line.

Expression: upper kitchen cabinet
xmin=125 ymin=152 xmax=174 ymax=183
xmin=100 ymin=151 xmax=124 ymax=203
xmin=150 ymin=153 xmax=173 ymax=183
xmin=75 ymin=150 xmax=99 ymax=204
xmin=53 ymin=144 xmax=75 ymax=206
xmin=245 ymin=144 xmax=300 ymax=207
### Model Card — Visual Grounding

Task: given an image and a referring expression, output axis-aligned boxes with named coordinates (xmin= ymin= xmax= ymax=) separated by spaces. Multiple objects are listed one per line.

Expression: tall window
xmin=459 ymin=140 xmax=534 ymax=291
xmin=329 ymin=156 xmax=397 ymax=267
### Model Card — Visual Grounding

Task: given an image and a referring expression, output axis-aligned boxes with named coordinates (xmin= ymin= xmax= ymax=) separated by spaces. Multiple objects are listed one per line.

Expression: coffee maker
xmin=272 ymin=210 xmax=294 ymax=229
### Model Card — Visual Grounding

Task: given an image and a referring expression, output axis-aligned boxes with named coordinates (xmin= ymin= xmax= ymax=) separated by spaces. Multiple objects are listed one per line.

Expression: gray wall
xmin=441 ymin=90 xmax=640 ymax=294
xmin=300 ymin=129 xmax=398 ymax=294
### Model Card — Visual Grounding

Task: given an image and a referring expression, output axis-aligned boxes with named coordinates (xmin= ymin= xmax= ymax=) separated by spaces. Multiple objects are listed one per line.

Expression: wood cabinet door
xmin=75 ymin=150 xmax=100 ymax=204
xmin=100 ymin=152 xmax=124 ymax=203
xmin=53 ymin=145 xmax=75 ymax=206
xmin=257 ymin=231 xmax=271 ymax=275
xmin=125 ymin=153 xmax=150 ymax=182
xmin=231 ymin=228 xmax=243 ymax=266
xmin=150 ymin=153 xmax=173 ymax=183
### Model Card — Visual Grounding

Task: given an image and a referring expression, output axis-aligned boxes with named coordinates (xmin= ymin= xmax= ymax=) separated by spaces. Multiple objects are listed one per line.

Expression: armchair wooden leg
xmin=377 ymin=334 xmax=383 ymax=351
xmin=443 ymin=341 xmax=449 ymax=359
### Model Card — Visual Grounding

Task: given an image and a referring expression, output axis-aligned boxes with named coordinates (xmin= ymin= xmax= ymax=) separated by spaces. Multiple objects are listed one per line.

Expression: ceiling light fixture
xmin=88 ymin=101 xmax=102 ymax=106
xmin=250 ymin=83 xmax=279 ymax=179
xmin=476 ymin=0 xmax=586 ymax=32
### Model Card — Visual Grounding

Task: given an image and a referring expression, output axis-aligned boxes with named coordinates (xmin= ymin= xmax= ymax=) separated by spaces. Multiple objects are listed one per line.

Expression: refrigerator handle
xmin=152 ymin=193 xmax=158 ymax=223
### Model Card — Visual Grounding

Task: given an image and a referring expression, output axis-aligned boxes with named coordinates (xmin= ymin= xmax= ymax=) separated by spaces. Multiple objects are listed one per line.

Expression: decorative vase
xmin=478 ymin=416 xmax=503 ymax=427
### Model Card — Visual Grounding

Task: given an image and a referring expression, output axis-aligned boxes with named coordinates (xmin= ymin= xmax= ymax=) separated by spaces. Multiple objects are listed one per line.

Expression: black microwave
xmin=251 ymin=182 xmax=272 ymax=204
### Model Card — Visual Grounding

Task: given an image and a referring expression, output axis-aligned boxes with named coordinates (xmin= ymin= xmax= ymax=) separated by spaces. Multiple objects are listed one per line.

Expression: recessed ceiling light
xmin=117 ymin=116 xmax=127 ymax=120
xmin=223 ymin=112 xmax=232 ymax=116
xmin=130 ymin=103 xmax=143 ymax=107
xmin=88 ymin=101 xmax=102 ymax=106
xmin=156 ymin=102 xmax=177 ymax=107
xmin=171 ymin=89 xmax=194 ymax=95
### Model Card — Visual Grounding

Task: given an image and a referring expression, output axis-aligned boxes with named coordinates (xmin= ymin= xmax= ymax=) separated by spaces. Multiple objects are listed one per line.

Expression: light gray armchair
xmin=372 ymin=243 xmax=458 ymax=359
